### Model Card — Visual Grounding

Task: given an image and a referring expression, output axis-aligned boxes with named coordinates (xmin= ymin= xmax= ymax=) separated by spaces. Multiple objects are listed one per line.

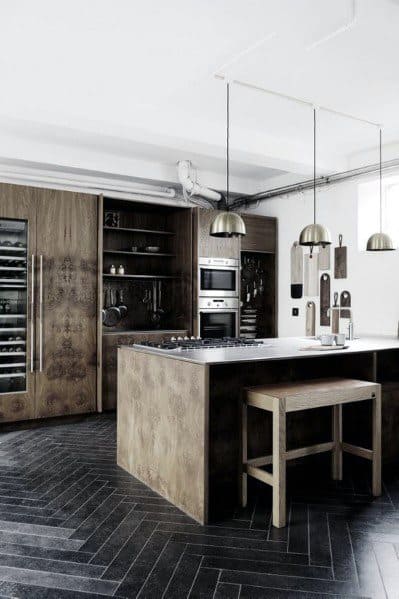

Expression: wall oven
xmin=198 ymin=297 xmax=239 ymax=339
xmin=198 ymin=257 xmax=240 ymax=298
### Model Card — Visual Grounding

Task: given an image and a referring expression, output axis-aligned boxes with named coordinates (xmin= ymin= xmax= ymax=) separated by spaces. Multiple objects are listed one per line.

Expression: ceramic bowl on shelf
xmin=144 ymin=246 xmax=160 ymax=253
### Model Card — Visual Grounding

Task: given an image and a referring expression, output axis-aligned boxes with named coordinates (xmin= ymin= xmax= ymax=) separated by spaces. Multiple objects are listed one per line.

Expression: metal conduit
xmin=231 ymin=157 xmax=399 ymax=209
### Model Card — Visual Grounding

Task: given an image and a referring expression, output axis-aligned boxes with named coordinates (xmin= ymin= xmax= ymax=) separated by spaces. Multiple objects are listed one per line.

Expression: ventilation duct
xmin=177 ymin=160 xmax=222 ymax=207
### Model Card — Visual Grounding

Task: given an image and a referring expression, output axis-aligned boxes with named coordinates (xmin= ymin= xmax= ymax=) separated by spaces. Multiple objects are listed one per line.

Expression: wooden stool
xmin=241 ymin=378 xmax=382 ymax=528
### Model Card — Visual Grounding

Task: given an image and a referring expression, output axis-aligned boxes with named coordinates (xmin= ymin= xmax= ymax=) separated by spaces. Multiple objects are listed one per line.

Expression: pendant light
xmin=299 ymin=108 xmax=331 ymax=247
xmin=366 ymin=129 xmax=394 ymax=251
xmin=210 ymin=82 xmax=246 ymax=238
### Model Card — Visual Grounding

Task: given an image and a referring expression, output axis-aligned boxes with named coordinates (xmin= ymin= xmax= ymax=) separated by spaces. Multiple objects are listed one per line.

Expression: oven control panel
xmin=198 ymin=297 xmax=239 ymax=309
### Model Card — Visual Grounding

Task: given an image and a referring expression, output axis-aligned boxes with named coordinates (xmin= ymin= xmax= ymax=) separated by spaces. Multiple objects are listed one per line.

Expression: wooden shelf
xmin=103 ymin=274 xmax=178 ymax=280
xmin=103 ymin=226 xmax=175 ymax=236
xmin=104 ymin=250 xmax=175 ymax=258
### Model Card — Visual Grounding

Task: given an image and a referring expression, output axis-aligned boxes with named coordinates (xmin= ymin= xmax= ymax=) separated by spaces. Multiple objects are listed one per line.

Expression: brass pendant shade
xmin=299 ymin=223 xmax=331 ymax=247
xmin=366 ymin=231 xmax=394 ymax=251
xmin=210 ymin=82 xmax=246 ymax=238
xmin=209 ymin=211 xmax=246 ymax=237
xmin=366 ymin=129 xmax=395 ymax=251
xmin=299 ymin=108 xmax=331 ymax=247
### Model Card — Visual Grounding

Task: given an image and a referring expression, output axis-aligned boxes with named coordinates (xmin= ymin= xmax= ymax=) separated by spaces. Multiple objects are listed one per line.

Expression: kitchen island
xmin=117 ymin=336 xmax=399 ymax=523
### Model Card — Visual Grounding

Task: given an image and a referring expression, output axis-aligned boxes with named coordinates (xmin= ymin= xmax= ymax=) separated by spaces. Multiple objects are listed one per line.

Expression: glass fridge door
xmin=0 ymin=219 xmax=28 ymax=394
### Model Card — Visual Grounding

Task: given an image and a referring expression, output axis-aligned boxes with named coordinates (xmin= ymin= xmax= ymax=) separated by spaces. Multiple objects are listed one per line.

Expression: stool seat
xmin=241 ymin=377 xmax=382 ymax=528
xmin=246 ymin=377 xmax=379 ymax=412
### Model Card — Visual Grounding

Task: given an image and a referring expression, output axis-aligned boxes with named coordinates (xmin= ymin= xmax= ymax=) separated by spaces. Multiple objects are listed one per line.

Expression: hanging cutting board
xmin=340 ymin=290 xmax=351 ymax=318
xmin=334 ymin=234 xmax=347 ymax=279
xmin=320 ymin=273 xmax=331 ymax=326
xmin=305 ymin=301 xmax=316 ymax=337
xmin=319 ymin=245 xmax=331 ymax=271
xmin=290 ymin=242 xmax=303 ymax=298
xmin=331 ymin=292 xmax=340 ymax=334
xmin=304 ymin=251 xmax=319 ymax=296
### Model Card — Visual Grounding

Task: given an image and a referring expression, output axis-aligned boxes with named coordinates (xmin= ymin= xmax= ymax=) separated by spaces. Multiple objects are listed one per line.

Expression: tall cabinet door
xmin=34 ymin=189 xmax=98 ymax=418
xmin=0 ymin=184 xmax=36 ymax=422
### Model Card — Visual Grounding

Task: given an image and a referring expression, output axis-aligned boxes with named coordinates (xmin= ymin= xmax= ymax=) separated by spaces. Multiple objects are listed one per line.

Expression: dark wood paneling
xmin=195 ymin=209 xmax=240 ymax=259
xmin=102 ymin=330 xmax=188 ymax=410
xmin=240 ymin=213 xmax=277 ymax=253
xmin=0 ymin=183 xmax=36 ymax=423
xmin=34 ymin=189 xmax=98 ymax=419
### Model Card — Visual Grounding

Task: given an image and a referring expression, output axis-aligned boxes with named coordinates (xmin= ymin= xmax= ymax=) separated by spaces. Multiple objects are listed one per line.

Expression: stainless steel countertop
xmin=120 ymin=336 xmax=399 ymax=365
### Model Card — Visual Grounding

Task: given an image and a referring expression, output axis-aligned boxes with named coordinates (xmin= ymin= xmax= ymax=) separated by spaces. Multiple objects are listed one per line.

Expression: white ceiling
xmin=0 ymin=0 xmax=399 ymax=191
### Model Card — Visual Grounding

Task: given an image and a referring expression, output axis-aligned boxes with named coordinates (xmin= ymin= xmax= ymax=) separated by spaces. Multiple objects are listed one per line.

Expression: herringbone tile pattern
xmin=0 ymin=415 xmax=398 ymax=598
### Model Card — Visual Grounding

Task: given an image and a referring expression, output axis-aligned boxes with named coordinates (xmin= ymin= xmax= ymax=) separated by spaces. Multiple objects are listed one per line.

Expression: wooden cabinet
xmin=34 ymin=189 xmax=98 ymax=419
xmin=0 ymin=183 xmax=98 ymax=423
xmin=194 ymin=208 xmax=240 ymax=259
xmin=240 ymin=213 xmax=277 ymax=253
xmin=102 ymin=330 xmax=188 ymax=410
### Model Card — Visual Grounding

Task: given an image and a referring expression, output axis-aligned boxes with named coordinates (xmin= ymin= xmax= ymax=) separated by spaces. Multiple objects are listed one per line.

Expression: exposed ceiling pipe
xmin=230 ymin=157 xmax=399 ymax=209
xmin=177 ymin=160 xmax=222 ymax=207
xmin=0 ymin=161 xmax=176 ymax=199
xmin=307 ymin=0 xmax=357 ymax=51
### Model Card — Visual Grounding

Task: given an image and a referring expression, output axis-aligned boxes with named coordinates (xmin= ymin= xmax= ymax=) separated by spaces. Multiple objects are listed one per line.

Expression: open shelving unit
xmin=100 ymin=197 xmax=193 ymax=335
xmin=97 ymin=196 xmax=193 ymax=411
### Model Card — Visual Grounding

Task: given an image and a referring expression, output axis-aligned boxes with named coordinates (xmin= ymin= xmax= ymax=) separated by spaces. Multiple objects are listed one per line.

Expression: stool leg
xmin=332 ymin=404 xmax=343 ymax=481
xmin=272 ymin=399 xmax=286 ymax=528
xmin=241 ymin=400 xmax=248 ymax=508
xmin=372 ymin=389 xmax=382 ymax=496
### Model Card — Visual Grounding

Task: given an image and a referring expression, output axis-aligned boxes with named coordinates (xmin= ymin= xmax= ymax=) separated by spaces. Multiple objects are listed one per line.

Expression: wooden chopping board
xmin=334 ymin=234 xmax=347 ymax=279
xmin=340 ymin=290 xmax=351 ymax=318
xmin=305 ymin=301 xmax=316 ymax=337
xmin=304 ymin=251 xmax=319 ymax=296
xmin=331 ymin=291 xmax=340 ymax=334
xmin=319 ymin=245 xmax=331 ymax=271
xmin=320 ymin=273 xmax=331 ymax=326
xmin=290 ymin=242 xmax=303 ymax=298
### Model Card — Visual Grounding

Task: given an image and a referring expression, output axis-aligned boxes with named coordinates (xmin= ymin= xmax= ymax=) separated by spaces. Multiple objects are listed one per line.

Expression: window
xmin=358 ymin=177 xmax=399 ymax=250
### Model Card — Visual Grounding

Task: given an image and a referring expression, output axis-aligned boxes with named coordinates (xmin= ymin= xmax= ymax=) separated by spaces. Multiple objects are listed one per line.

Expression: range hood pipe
xmin=177 ymin=160 xmax=222 ymax=205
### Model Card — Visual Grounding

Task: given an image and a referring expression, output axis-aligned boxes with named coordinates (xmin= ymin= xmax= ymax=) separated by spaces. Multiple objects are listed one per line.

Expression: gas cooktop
xmin=136 ymin=337 xmax=264 ymax=351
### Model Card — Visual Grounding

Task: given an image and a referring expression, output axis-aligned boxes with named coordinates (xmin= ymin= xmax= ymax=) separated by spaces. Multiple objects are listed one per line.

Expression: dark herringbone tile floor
xmin=0 ymin=415 xmax=398 ymax=598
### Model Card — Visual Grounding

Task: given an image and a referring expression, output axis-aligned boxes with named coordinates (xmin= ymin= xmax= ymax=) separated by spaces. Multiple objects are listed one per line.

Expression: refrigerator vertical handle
xmin=39 ymin=255 xmax=43 ymax=372
xmin=30 ymin=254 xmax=35 ymax=373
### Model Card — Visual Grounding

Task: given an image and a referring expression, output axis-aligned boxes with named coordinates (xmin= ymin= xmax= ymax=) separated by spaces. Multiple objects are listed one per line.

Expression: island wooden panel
xmin=102 ymin=329 xmax=188 ymax=410
xmin=34 ymin=189 xmax=98 ymax=419
xmin=117 ymin=347 xmax=209 ymax=523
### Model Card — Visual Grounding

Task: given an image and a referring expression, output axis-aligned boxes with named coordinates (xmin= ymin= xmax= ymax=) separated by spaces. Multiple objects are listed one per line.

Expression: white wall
xmin=249 ymin=179 xmax=399 ymax=338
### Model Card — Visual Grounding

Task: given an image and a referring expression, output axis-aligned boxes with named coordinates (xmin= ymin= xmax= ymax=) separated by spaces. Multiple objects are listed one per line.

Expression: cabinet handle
xmin=39 ymin=255 xmax=43 ymax=372
xmin=30 ymin=254 xmax=35 ymax=373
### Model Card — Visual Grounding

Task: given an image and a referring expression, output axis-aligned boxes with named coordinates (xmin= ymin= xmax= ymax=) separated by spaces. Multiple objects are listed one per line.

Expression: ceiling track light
xmin=299 ymin=108 xmax=331 ymax=248
xmin=210 ymin=82 xmax=246 ymax=238
xmin=366 ymin=128 xmax=395 ymax=251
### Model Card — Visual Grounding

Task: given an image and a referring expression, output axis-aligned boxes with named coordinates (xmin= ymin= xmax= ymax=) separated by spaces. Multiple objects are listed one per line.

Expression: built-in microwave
xmin=198 ymin=257 xmax=240 ymax=298
xmin=198 ymin=297 xmax=239 ymax=339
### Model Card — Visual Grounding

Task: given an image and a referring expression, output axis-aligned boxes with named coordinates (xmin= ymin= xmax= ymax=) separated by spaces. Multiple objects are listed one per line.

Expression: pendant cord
xmin=380 ymin=128 xmax=382 ymax=233
xmin=313 ymin=107 xmax=316 ymax=224
xmin=226 ymin=82 xmax=230 ymax=209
